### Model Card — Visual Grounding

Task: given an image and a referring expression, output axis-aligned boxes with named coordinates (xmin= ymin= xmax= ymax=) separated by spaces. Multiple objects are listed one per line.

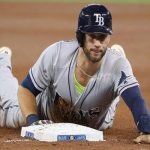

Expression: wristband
xmin=26 ymin=114 xmax=39 ymax=126
xmin=137 ymin=115 xmax=150 ymax=134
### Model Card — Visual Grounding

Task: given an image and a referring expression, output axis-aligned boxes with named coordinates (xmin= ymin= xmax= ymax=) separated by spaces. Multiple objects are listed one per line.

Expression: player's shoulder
xmin=106 ymin=45 xmax=132 ymax=70
xmin=107 ymin=44 xmax=126 ymax=58
xmin=56 ymin=40 xmax=79 ymax=54
xmin=59 ymin=39 xmax=79 ymax=47
xmin=104 ymin=45 xmax=130 ymax=68
xmin=48 ymin=39 xmax=78 ymax=51
xmin=43 ymin=40 xmax=78 ymax=55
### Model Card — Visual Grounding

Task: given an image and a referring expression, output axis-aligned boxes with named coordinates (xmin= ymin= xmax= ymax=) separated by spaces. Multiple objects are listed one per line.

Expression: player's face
xmin=83 ymin=33 xmax=110 ymax=63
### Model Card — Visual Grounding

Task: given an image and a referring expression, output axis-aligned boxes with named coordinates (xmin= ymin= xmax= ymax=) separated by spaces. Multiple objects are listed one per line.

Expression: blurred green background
xmin=0 ymin=0 xmax=150 ymax=4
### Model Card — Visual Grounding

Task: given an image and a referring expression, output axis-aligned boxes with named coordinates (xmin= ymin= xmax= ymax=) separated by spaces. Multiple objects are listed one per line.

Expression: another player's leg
xmin=0 ymin=47 xmax=25 ymax=128
xmin=99 ymin=96 xmax=120 ymax=130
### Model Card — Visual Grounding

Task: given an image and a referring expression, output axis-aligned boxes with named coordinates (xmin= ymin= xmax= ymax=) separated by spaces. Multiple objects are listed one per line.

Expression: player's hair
xmin=76 ymin=4 xmax=112 ymax=47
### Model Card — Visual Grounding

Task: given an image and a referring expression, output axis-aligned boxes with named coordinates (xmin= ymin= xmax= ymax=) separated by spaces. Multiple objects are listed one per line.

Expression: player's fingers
xmin=133 ymin=135 xmax=150 ymax=144
xmin=31 ymin=120 xmax=53 ymax=126
xmin=133 ymin=136 xmax=143 ymax=143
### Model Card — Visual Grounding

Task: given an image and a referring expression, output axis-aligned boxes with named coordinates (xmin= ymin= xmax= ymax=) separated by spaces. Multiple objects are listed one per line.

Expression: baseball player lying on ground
xmin=0 ymin=4 xmax=150 ymax=144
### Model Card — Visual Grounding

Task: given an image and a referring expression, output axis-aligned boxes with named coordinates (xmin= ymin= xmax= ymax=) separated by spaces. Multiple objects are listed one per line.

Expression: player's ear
xmin=106 ymin=35 xmax=111 ymax=44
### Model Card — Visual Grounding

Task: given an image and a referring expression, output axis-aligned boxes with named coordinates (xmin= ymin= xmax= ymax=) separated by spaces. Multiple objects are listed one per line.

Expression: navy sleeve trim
xmin=30 ymin=69 xmax=44 ymax=91
xmin=26 ymin=114 xmax=39 ymax=126
xmin=121 ymin=86 xmax=150 ymax=133
xmin=118 ymin=82 xmax=138 ymax=94
xmin=21 ymin=73 xmax=41 ymax=96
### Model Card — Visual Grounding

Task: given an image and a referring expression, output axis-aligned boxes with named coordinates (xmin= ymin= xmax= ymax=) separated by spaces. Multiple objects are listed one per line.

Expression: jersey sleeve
xmin=29 ymin=42 xmax=59 ymax=92
xmin=114 ymin=57 xmax=139 ymax=95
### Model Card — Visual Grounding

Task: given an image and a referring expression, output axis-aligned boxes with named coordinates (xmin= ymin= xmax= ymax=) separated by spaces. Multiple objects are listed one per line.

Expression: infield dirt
xmin=0 ymin=2 xmax=150 ymax=150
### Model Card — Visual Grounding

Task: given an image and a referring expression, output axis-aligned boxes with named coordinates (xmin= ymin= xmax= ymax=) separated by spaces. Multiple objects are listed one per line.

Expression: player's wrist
xmin=140 ymin=132 xmax=150 ymax=135
xmin=26 ymin=114 xmax=39 ymax=126
xmin=137 ymin=114 xmax=150 ymax=134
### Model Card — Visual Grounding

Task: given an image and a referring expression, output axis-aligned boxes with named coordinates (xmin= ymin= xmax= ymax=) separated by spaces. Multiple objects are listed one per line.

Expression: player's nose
xmin=93 ymin=39 xmax=102 ymax=48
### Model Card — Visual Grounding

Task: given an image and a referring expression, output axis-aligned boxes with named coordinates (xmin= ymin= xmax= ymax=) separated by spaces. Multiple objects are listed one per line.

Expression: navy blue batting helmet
xmin=76 ymin=4 xmax=112 ymax=47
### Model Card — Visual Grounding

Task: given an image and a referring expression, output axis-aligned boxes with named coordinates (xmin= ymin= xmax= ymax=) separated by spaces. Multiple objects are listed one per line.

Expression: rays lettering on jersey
xmin=94 ymin=13 xmax=104 ymax=26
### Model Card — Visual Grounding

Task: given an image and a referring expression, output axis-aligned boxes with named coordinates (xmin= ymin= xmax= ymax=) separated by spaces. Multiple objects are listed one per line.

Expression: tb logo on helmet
xmin=94 ymin=13 xmax=104 ymax=26
xmin=76 ymin=4 xmax=112 ymax=47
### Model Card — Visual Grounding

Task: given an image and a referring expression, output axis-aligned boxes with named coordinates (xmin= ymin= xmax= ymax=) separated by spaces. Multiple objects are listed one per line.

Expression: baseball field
xmin=0 ymin=0 xmax=150 ymax=149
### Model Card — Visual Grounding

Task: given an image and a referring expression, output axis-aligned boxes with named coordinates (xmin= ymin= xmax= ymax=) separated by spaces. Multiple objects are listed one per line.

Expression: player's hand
xmin=31 ymin=120 xmax=53 ymax=126
xmin=133 ymin=134 xmax=150 ymax=144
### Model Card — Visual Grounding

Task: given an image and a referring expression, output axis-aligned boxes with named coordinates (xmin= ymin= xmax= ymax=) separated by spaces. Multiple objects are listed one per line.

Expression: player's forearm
xmin=18 ymin=85 xmax=38 ymax=119
xmin=121 ymin=86 xmax=150 ymax=133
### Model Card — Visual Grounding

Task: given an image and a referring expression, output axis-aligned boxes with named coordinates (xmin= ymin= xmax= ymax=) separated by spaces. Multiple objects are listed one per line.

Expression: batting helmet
xmin=76 ymin=4 xmax=112 ymax=47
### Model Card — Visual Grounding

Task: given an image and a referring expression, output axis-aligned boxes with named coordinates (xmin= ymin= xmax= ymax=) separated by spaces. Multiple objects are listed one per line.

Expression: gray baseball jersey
xmin=29 ymin=40 xmax=139 ymax=130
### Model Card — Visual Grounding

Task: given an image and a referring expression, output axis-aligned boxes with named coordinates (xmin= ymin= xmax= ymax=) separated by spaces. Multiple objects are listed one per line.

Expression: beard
xmin=83 ymin=47 xmax=107 ymax=63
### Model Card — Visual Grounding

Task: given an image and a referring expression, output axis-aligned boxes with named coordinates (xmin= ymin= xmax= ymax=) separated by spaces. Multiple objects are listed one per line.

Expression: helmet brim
xmin=81 ymin=25 xmax=112 ymax=35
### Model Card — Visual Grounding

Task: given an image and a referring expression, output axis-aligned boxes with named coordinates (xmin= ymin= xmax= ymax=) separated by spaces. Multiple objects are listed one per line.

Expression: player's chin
xmin=89 ymin=55 xmax=103 ymax=63
xmin=90 ymin=53 xmax=104 ymax=62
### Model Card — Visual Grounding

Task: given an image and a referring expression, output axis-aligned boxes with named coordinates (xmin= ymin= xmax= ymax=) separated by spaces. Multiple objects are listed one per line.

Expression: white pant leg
xmin=0 ymin=54 xmax=25 ymax=128
xmin=99 ymin=96 xmax=120 ymax=130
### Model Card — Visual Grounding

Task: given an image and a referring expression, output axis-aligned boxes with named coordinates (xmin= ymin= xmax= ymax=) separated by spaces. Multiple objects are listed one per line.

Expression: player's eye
xmin=88 ymin=33 xmax=107 ymax=42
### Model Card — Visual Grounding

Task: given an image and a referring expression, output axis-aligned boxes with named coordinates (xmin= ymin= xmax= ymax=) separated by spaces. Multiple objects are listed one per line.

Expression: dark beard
xmin=83 ymin=47 xmax=107 ymax=63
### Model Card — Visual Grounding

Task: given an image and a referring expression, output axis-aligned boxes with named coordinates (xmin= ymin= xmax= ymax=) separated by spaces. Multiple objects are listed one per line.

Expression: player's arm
xmin=121 ymin=86 xmax=150 ymax=144
xmin=18 ymin=43 xmax=58 ymax=126
xmin=18 ymin=74 xmax=41 ymax=125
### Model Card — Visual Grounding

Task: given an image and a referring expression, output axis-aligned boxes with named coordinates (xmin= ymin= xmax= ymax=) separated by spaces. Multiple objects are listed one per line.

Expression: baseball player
xmin=0 ymin=4 xmax=150 ymax=144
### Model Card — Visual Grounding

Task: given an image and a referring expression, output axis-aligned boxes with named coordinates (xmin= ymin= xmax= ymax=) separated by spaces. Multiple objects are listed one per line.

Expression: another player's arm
xmin=18 ymin=74 xmax=40 ymax=125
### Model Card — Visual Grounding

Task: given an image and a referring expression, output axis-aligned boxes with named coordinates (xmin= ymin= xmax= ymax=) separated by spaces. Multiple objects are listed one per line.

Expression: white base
xmin=21 ymin=123 xmax=103 ymax=142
